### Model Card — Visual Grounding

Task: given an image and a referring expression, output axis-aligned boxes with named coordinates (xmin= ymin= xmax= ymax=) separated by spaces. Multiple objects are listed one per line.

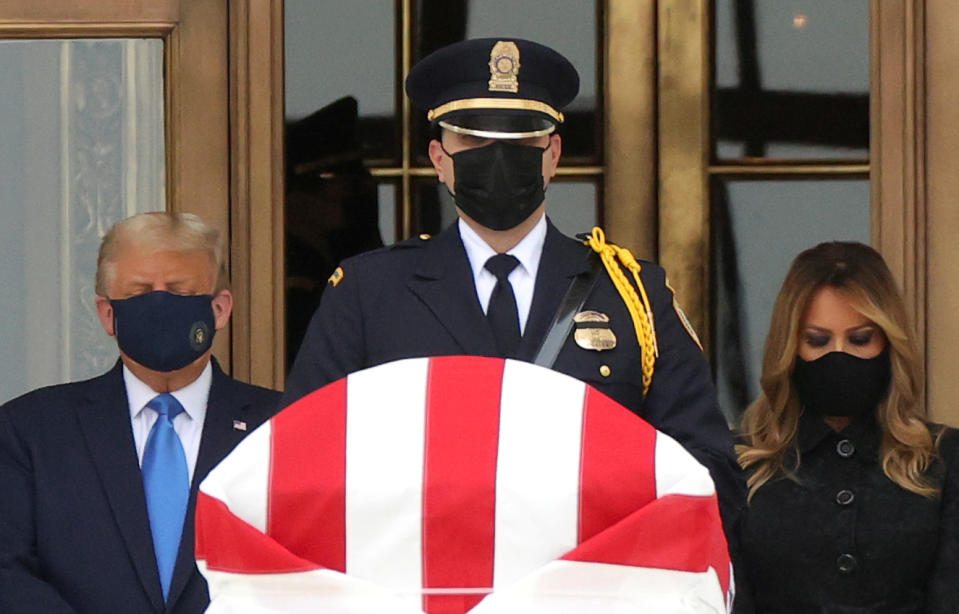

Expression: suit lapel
xmin=76 ymin=362 xmax=165 ymax=612
xmin=408 ymin=223 xmax=498 ymax=356
xmin=517 ymin=221 xmax=592 ymax=361
xmin=166 ymin=359 xmax=252 ymax=608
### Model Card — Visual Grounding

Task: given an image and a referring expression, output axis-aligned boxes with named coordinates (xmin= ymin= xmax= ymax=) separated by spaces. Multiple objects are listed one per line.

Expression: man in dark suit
xmin=283 ymin=38 xmax=745 ymax=554
xmin=0 ymin=212 xmax=279 ymax=614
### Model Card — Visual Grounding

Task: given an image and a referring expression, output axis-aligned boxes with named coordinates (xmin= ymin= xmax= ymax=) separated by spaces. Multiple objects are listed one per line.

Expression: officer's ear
xmin=544 ymin=133 xmax=562 ymax=181
xmin=428 ymin=138 xmax=449 ymax=184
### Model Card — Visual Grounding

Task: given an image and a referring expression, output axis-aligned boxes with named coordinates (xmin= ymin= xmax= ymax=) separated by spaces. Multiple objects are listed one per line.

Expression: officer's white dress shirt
xmin=458 ymin=213 xmax=547 ymax=334
xmin=124 ymin=362 xmax=211 ymax=483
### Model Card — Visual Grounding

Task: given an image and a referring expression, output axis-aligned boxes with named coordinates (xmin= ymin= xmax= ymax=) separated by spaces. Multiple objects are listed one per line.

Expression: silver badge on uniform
xmin=573 ymin=310 xmax=617 ymax=351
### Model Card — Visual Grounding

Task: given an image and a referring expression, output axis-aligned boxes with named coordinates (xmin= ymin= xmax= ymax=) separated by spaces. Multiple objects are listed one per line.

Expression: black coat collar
xmin=797 ymin=410 xmax=882 ymax=462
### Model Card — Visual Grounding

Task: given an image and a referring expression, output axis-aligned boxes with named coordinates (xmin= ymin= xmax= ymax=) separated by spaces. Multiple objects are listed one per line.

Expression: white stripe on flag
xmin=654 ymin=432 xmax=715 ymax=498
xmin=200 ymin=562 xmax=428 ymax=614
xmin=494 ymin=359 xmax=586 ymax=587
xmin=471 ymin=559 xmax=727 ymax=614
xmin=200 ymin=420 xmax=271 ymax=532
xmin=345 ymin=357 xmax=428 ymax=606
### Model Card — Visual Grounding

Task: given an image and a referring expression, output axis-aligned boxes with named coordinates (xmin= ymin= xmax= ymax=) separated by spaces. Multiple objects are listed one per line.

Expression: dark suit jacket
xmin=0 ymin=358 xmax=279 ymax=614
xmin=283 ymin=220 xmax=746 ymax=537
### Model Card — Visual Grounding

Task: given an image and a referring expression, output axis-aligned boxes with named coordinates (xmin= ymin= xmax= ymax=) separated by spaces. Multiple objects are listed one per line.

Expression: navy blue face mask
xmin=110 ymin=291 xmax=216 ymax=372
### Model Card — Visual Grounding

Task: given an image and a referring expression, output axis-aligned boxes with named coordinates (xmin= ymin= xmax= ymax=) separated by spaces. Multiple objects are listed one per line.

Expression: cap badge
xmin=488 ymin=41 xmax=520 ymax=93
xmin=573 ymin=310 xmax=617 ymax=351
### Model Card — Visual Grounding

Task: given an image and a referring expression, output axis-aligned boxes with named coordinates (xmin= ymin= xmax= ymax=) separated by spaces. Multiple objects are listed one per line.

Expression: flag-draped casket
xmin=196 ymin=356 xmax=732 ymax=613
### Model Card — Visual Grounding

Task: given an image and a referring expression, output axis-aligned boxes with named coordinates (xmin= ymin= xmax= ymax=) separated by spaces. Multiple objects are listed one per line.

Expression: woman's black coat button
xmin=837 ymin=553 xmax=858 ymax=574
xmin=836 ymin=489 xmax=855 ymax=506
xmin=836 ymin=439 xmax=856 ymax=458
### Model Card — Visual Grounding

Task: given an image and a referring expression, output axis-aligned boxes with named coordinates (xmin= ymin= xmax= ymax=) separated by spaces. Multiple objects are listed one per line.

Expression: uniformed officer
xmin=283 ymin=38 xmax=745 ymax=549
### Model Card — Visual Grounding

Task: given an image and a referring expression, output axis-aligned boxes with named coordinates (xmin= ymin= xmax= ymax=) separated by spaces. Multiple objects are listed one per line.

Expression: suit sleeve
xmin=282 ymin=261 xmax=367 ymax=408
xmin=0 ymin=405 xmax=79 ymax=614
xmin=637 ymin=264 xmax=747 ymax=580
xmin=926 ymin=428 xmax=959 ymax=613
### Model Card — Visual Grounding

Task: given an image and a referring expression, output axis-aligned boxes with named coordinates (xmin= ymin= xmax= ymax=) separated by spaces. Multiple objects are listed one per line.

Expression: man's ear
xmin=428 ymin=139 xmax=448 ymax=183
xmin=95 ymin=296 xmax=115 ymax=337
xmin=211 ymin=289 xmax=234 ymax=331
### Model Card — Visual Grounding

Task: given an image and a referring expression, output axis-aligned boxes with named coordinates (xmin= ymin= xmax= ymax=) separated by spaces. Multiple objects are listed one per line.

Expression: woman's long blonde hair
xmin=738 ymin=241 xmax=938 ymax=500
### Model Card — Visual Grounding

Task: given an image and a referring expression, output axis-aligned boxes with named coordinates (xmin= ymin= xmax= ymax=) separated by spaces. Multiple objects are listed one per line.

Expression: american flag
xmin=196 ymin=356 xmax=732 ymax=613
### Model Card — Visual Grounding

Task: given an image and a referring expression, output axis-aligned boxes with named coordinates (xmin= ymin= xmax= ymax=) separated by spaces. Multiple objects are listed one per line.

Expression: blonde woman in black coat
xmin=735 ymin=241 xmax=958 ymax=613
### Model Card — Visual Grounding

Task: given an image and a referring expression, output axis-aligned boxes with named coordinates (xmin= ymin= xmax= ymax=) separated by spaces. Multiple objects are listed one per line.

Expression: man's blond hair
xmin=95 ymin=212 xmax=228 ymax=296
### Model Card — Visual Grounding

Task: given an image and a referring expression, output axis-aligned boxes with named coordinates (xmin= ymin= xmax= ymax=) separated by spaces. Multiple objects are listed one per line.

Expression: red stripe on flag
xmin=196 ymin=492 xmax=321 ymax=573
xmin=578 ymin=387 xmax=658 ymax=544
xmin=564 ymin=492 xmax=731 ymax=595
xmin=268 ymin=379 xmax=348 ymax=571
xmin=421 ymin=356 xmax=503 ymax=614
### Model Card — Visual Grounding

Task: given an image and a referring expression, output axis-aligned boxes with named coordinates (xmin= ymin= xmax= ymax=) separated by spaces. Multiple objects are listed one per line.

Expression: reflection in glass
xmin=412 ymin=0 xmax=600 ymax=165
xmin=713 ymin=0 xmax=869 ymax=160
xmin=711 ymin=178 xmax=869 ymax=421
xmin=285 ymin=96 xmax=384 ymax=367
xmin=411 ymin=178 xmax=598 ymax=239
xmin=285 ymin=0 xmax=397 ymax=164
xmin=0 ymin=39 xmax=165 ymax=402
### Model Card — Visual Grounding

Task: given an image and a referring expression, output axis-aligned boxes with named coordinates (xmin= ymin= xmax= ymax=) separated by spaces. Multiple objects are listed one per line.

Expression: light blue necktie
xmin=142 ymin=393 xmax=190 ymax=602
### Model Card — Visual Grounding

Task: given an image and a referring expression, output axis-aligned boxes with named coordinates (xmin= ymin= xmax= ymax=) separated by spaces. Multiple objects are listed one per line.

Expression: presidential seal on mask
xmin=281 ymin=39 xmax=745 ymax=609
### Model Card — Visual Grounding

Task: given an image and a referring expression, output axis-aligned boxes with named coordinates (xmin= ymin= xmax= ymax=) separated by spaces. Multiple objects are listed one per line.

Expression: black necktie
xmin=484 ymin=253 xmax=521 ymax=358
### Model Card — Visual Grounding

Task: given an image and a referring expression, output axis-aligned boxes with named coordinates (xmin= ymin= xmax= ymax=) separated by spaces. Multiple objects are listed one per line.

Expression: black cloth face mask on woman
xmin=446 ymin=140 xmax=548 ymax=231
xmin=792 ymin=348 xmax=892 ymax=418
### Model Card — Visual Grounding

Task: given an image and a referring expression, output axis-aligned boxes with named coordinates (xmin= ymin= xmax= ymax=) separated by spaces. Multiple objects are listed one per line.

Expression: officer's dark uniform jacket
xmin=284 ymin=218 xmax=746 ymax=537
xmin=736 ymin=416 xmax=959 ymax=613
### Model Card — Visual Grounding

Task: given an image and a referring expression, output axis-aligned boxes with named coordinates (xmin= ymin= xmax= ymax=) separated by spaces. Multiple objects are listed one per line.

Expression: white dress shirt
xmin=458 ymin=213 xmax=547 ymax=334
xmin=124 ymin=362 xmax=211 ymax=483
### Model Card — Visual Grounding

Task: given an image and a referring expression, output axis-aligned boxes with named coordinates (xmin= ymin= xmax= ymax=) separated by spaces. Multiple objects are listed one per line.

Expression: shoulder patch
xmin=328 ymin=266 xmax=344 ymax=287
xmin=666 ymin=277 xmax=703 ymax=351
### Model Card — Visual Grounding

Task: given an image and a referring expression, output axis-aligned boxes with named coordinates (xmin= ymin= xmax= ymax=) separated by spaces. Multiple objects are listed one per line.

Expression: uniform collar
xmin=458 ymin=213 xmax=547 ymax=281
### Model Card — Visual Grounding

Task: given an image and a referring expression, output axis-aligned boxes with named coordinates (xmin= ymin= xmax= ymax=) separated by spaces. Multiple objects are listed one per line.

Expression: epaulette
xmin=388 ymin=233 xmax=432 ymax=250
xmin=582 ymin=227 xmax=658 ymax=395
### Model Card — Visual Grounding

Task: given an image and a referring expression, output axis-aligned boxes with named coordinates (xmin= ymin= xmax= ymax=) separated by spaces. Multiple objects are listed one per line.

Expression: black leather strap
xmin=532 ymin=251 xmax=603 ymax=368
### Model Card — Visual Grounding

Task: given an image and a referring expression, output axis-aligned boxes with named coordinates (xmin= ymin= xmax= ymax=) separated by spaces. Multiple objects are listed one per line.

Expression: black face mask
xmin=792 ymin=349 xmax=892 ymax=419
xmin=448 ymin=140 xmax=547 ymax=231
xmin=111 ymin=291 xmax=216 ymax=372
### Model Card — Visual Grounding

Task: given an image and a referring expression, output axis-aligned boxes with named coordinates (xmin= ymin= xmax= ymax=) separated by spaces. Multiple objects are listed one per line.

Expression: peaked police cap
xmin=405 ymin=38 xmax=580 ymax=139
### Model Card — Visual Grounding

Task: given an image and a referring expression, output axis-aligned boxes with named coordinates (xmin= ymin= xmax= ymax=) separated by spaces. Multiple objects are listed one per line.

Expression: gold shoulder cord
xmin=584 ymin=227 xmax=659 ymax=394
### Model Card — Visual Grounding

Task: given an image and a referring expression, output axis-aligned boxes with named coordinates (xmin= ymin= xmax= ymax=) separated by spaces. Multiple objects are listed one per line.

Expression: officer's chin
xmin=455 ymin=204 xmax=546 ymax=234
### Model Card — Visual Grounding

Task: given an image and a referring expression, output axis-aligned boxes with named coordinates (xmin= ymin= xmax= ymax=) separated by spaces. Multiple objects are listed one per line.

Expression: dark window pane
xmin=411 ymin=178 xmax=457 ymax=237
xmin=711 ymin=178 xmax=869 ymax=421
xmin=410 ymin=177 xmax=599 ymax=239
xmin=411 ymin=0 xmax=601 ymax=165
xmin=713 ymin=0 xmax=869 ymax=160
xmin=284 ymin=167 xmax=386 ymax=369
xmin=377 ymin=181 xmax=398 ymax=245
xmin=285 ymin=0 xmax=398 ymax=165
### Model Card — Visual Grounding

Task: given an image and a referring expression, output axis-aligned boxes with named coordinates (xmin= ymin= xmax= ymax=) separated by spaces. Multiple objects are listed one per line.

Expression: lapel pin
xmin=232 ymin=420 xmax=247 ymax=431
